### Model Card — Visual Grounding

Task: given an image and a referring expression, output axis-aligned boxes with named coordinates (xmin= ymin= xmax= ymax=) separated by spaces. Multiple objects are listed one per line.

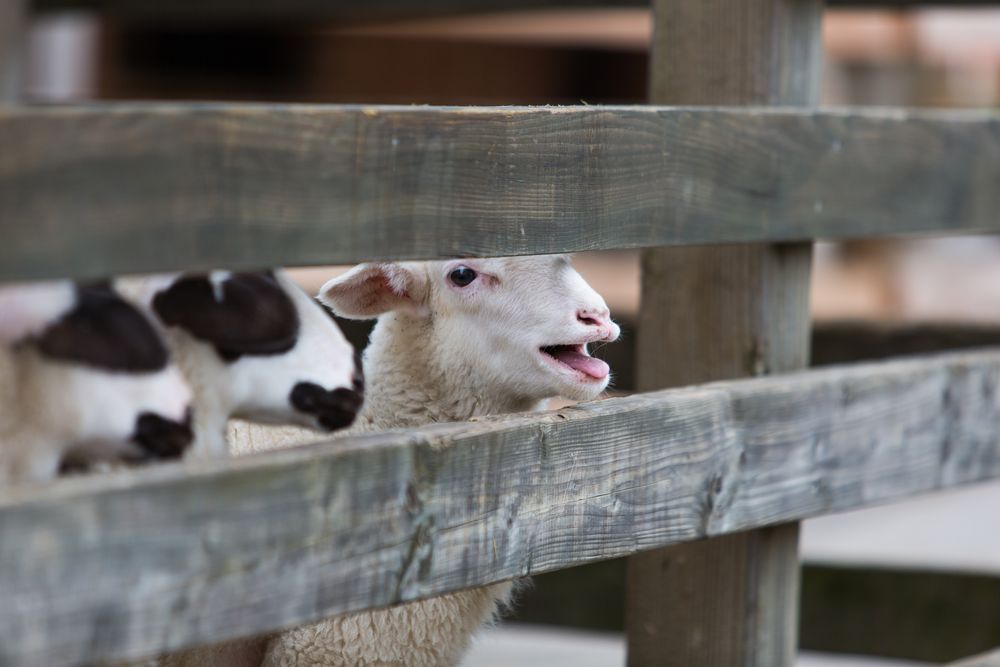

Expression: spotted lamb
xmin=0 ymin=280 xmax=193 ymax=484
xmin=122 ymin=269 xmax=364 ymax=459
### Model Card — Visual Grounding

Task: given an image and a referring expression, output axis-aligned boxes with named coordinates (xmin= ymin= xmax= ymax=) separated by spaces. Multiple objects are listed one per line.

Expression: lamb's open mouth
xmin=539 ymin=343 xmax=610 ymax=380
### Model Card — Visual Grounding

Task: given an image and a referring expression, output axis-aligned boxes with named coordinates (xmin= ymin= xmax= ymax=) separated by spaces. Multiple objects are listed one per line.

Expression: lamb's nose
xmin=132 ymin=411 xmax=193 ymax=460
xmin=577 ymin=308 xmax=619 ymax=341
xmin=290 ymin=382 xmax=363 ymax=432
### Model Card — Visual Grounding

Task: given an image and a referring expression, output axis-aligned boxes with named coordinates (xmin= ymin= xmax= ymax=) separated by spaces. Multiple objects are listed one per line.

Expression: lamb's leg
xmin=263 ymin=582 xmax=513 ymax=667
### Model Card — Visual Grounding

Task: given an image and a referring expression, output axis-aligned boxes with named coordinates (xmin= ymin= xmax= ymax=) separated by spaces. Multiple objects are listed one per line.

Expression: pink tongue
xmin=551 ymin=348 xmax=610 ymax=379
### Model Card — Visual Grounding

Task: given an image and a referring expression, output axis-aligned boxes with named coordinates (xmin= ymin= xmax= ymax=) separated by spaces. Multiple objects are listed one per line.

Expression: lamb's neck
xmin=168 ymin=336 xmax=230 ymax=457
xmin=190 ymin=398 xmax=229 ymax=457
xmin=356 ymin=315 xmax=544 ymax=431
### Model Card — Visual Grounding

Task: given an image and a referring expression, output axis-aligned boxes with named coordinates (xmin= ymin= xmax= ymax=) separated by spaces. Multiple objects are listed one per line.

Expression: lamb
xmin=122 ymin=269 xmax=364 ymax=459
xmin=256 ymin=254 xmax=621 ymax=667
xmin=0 ymin=280 xmax=194 ymax=484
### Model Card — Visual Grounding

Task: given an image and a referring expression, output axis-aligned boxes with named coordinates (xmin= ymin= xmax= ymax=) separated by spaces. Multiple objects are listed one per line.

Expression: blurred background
xmin=16 ymin=4 xmax=1000 ymax=665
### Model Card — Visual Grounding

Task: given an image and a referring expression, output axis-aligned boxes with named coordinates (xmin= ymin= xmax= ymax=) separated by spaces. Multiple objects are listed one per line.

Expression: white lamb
xmin=0 ymin=280 xmax=194 ymax=483
xmin=255 ymin=254 xmax=621 ymax=667
xmin=122 ymin=269 xmax=363 ymax=459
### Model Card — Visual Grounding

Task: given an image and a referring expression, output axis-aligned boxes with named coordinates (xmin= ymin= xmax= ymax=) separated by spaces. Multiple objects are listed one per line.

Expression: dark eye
xmin=448 ymin=266 xmax=478 ymax=287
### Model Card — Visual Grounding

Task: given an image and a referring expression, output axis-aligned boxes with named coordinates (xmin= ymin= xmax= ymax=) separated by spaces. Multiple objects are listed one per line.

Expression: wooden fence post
xmin=625 ymin=1 xmax=823 ymax=666
xmin=0 ymin=0 xmax=25 ymax=103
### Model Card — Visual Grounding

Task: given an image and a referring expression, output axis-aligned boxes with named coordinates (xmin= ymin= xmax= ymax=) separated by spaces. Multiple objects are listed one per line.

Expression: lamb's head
xmin=0 ymin=280 xmax=194 ymax=479
xmin=321 ymin=254 xmax=619 ymax=404
xmin=146 ymin=270 xmax=362 ymax=447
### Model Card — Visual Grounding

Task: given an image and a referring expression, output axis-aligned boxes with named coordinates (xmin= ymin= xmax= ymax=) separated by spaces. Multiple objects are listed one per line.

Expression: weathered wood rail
xmin=2 ymin=348 xmax=1000 ymax=666
xmin=1 ymin=105 xmax=1000 ymax=282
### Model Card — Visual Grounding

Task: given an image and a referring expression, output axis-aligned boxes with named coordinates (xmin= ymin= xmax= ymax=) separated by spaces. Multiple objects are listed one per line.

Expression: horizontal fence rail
xmin=2 ymin=348 xmax=1000 ymax=666
xmin=1 ymin=104 xmax=999 ymax=282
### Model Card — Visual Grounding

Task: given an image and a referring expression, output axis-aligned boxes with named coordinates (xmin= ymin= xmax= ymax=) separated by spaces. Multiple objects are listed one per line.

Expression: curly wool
xmin=264 ymin=584 xmax=513 ymax=667
xmin=253 ymin=308 xmax=531 ymax=667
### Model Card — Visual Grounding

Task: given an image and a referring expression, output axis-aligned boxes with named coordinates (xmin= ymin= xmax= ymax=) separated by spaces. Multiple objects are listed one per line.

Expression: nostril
xmin=577 ymin=309 xmax=609 ymax=328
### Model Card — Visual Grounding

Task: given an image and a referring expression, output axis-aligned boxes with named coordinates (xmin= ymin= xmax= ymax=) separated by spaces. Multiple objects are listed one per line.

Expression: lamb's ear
xmin=319 ymin=263 xmax=428 ymax=320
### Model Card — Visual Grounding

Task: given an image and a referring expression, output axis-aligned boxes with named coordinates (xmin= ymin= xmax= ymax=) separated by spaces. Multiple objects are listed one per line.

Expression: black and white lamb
xmin=124 ymin=269 xmax=364 ymax=458
xmin=0 ymin=280 xmax=194 ymax=483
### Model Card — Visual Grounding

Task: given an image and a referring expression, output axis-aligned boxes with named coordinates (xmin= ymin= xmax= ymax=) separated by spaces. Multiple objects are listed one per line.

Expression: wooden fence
xmin=3 ymin=1 xmax=1000 ymax=666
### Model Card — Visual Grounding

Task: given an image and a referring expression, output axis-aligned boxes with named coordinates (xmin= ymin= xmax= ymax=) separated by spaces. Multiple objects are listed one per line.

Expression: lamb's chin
xmin=555 ymin=378 xmax=609 ymax=403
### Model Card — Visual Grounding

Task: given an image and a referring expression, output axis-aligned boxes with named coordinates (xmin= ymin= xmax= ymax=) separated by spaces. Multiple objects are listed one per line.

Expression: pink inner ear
xmin=321 ymin=264 xmax=419 ymax=318
xmin=356 ymin=274 xmax=398 ymax=311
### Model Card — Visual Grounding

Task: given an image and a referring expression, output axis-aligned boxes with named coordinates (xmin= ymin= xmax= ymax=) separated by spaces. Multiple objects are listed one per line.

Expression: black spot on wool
xmin=35 ymin=283 xmax=170 ymax=372
xmin=131 ymin=411 xmax=193 ymax=460
xmin=152 ymin=271 xmax=300 ymax=362
xmin=290 ymin=381 xmax=363 ymax=431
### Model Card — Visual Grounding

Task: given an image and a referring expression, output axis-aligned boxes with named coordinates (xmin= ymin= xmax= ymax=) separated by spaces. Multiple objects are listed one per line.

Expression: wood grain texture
xmin=647 ymin=1 xmax=820 ymax=106
xmin=626 ymin=0 xmax=819 ymax=664
xmin=635 ymin=244 xmax=812 ymax=386
xmin=1 ymin=349 xmax=1000 ymax=666
xmin=2 ymin=104 xmax=1000 ymax=282
xmin=626 ymin=524 xmax=802 ymax=665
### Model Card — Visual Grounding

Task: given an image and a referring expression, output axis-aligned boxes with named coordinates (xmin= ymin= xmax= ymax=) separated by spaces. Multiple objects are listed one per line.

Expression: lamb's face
xmin=426 ymin=256 xmax=620 ymax=402
xmin=320 ymin=255 xmax=619 ymax=404
xmin=149 ymin=271 xmax=362 ymax=434
xmin=1 ymin=281 xmax=194 ymax=477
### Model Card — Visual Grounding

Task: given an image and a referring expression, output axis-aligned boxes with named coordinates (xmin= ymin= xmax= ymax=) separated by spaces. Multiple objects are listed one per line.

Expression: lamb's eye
xmin=448 ymin=266 xmax=478 ymax=287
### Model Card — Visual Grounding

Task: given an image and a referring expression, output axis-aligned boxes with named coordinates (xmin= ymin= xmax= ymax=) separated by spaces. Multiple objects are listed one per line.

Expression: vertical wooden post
xmin=0 ymin=0 xmax=26 ymax=102
xmin=625 ymin=1 xmax=822 ymax=666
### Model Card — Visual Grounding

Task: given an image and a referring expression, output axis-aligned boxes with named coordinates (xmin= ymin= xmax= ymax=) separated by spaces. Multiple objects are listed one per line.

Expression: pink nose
xmin=577 ymin=308 xmax=619 ymax=341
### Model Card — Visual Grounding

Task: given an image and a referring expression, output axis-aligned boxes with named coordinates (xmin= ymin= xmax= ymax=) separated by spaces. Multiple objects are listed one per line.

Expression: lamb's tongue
xmin=551 ymin=348 xmax=609 ymax=379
